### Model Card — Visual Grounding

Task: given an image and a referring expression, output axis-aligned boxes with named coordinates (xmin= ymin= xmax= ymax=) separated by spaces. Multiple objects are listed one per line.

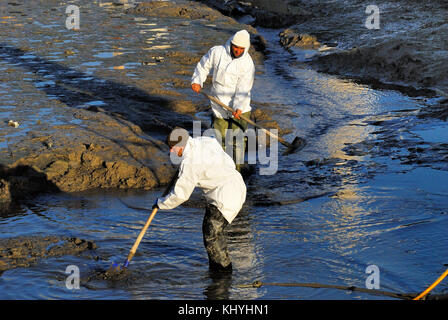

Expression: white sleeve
xmin=157 ymin=163 xmax=198 ymax=210
xmin=191 ymin=47 xmax=215 ymax=86
xmin=233 ymin=60 xmax=255 ymax=110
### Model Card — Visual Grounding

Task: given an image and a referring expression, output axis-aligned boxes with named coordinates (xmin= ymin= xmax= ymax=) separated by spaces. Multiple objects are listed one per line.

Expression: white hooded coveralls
xmin=191 ymin=30 xmax=255 ymax=119
xmin=157 ymin=136 xmax=247 ymax=224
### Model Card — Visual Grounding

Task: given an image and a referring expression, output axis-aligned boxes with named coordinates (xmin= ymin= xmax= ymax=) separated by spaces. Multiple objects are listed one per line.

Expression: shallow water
xmin=1 ymin=1 xmax=447 ymax=300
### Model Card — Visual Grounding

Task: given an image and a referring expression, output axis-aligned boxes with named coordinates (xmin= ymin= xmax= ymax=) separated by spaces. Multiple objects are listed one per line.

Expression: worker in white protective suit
xmin=153 ymin=127 xmax=247 ymax=272
xmin=191 ymin=30 xmax=255 ymax=173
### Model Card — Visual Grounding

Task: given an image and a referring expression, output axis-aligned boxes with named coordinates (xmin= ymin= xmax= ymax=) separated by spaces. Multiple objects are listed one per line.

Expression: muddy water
xmin=1 ymin=1 xmax=448 ymax=300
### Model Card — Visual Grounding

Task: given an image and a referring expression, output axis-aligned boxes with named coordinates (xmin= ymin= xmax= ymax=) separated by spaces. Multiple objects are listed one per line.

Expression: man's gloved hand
xmin=232 ymin=108 xmax=242 ymax=120
xmin=232 ymin=109 xmax=242 ymax=120
xmin=152 ymin=198 xmax=159 ymax=210
xmin=191 ymin=83 xmax=201 ymax=94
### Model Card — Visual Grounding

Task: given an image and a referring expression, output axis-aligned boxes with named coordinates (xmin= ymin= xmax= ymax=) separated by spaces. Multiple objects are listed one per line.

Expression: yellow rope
xmin=413 ymin=268 xmax=448 ymax=300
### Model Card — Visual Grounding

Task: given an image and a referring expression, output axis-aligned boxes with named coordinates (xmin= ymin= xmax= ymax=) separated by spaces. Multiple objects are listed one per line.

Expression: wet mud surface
xmin=0 ymin=235 xmax=96 ymax=273
xmin=344 ymin=104 xmax=448 ymax=172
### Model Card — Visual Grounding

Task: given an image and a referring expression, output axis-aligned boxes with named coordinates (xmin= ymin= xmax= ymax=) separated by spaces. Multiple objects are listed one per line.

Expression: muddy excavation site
xmin=0 ymin=0 xmax=447 ymax=301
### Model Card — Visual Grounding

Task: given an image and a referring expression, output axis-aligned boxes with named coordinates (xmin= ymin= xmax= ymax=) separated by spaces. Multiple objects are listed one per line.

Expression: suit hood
xmin=225 ymin=30 xmax=251 ymax=58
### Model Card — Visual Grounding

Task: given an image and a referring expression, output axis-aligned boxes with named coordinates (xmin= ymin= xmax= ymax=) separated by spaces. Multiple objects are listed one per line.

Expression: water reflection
xmin=94 ymin=51 xmax=125 ymax=58
xmin=204 ymin=271 xmax=233 ymax=299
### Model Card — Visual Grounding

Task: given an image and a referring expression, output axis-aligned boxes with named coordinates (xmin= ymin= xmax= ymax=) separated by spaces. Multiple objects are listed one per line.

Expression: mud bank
xmin=0 ymin=0 xmax=274 ymax=207
xmin=199 ymin=0 xmax=448 ymax=97
xmin=0 ymin=77 xmax=178 ymax=206
xmin=0 ymin=236 xmax=96 ymax=273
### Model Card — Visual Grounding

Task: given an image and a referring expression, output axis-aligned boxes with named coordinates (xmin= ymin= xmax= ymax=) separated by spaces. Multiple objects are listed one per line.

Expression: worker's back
xmin=181 ymin=136 xmax=246 ymax=224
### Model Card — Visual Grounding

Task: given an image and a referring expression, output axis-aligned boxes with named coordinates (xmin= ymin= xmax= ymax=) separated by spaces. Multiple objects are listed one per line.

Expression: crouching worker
xmin=153 ymin=127 xmax=247 ymax=272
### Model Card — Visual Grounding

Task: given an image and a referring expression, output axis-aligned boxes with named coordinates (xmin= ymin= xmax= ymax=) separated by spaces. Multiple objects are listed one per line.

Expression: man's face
xmin=170 ymin=145 xmax=183 ymax=157
xmin=231 ymin=43 xmax=245 ymax=58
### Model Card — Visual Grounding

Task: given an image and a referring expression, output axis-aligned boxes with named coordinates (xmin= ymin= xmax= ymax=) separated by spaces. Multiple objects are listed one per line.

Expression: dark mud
xmin=343 ymin=103 xmax=448 ymax=172
xmin=418 ymin=99 xmax=448 ymax=122
xmin=0 ymin=236 xmax=96 ymax=273
xmin=278 ymin=29 xmax=321 ymax=50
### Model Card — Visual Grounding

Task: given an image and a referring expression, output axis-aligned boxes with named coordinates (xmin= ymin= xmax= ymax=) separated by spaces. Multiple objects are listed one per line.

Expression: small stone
xmin=8 ymin=120 xmax=19 ymax=128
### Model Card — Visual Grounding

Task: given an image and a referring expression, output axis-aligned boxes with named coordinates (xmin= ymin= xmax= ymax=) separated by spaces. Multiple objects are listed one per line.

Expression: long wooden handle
xmin=124 ymin=169 xmax=179 ymax=266
xmin=126 ymin=207 xmax=158 ymax=264
xmin=201 ymin=91 xmax=292 ymax=148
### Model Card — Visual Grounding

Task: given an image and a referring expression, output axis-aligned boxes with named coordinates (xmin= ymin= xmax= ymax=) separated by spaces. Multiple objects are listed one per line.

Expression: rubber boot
xmin=202 ymin=204 xmax=232 ymax=272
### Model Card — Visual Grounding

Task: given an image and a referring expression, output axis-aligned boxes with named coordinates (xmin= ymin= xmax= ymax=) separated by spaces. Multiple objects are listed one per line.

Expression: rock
xmin=168 ymin=99 xmax=197 ymax=113
xmin=251 ymin=108 xmax=272 ymax=121
xmin=279 ymin=29 xmax=321 ymax=49
xmin=310 ymin=38 xmax=447 ymax=94
xmin=64 ymin=49 xmax=75 ymax=56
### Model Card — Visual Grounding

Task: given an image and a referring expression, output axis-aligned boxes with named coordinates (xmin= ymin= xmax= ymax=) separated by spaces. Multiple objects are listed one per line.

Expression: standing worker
xmin=191 ymin=29 xmax=255 ymax=173
xmin=153 ymin=127 xmax=247 ymax=273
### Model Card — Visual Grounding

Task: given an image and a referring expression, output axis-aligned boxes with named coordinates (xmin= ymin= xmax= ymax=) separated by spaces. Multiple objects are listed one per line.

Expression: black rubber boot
xmin=202 ymin=204 xmax=232 ymax=273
